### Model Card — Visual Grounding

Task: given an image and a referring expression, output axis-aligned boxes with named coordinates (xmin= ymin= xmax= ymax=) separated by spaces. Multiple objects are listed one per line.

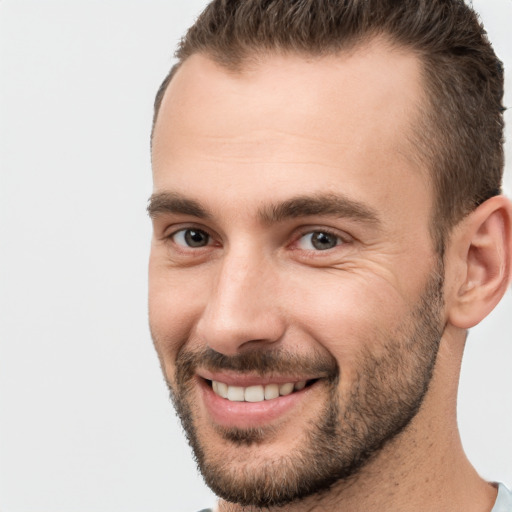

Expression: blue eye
xmin=172 ymin=229 xmax=210 ymax=248
xmin=297 ymin=231 xmax=340 ymax=251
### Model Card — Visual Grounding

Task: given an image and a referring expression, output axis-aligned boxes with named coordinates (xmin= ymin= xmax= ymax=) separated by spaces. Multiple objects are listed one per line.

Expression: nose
xmin=194 ymin=248 xmax=285 ymax=355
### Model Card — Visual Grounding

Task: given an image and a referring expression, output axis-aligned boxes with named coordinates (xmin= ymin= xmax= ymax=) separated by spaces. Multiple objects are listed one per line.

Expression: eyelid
xmin=161 ymin=222 xmax=213 ymax=240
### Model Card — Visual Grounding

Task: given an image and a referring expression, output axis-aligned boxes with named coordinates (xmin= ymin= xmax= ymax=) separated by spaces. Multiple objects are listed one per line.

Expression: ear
xmin=447 ymin=195 xmax=512 ymax=329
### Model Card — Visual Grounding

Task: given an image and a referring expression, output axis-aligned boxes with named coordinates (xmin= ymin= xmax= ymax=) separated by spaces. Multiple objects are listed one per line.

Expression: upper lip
xmin=197 ymin=369 xmax=318 ymax=387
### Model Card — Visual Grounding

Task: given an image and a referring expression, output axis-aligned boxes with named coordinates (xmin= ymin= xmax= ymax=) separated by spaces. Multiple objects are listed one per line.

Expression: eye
xmin=172 ymin=228 xmax=211 ymax=248
xmin=297 ymin=231 xmax=341 ymax=251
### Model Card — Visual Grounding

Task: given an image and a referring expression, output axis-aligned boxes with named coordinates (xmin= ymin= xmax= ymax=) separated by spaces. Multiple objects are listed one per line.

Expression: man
xmin=148 ymin=0 xmax=512 ymax=510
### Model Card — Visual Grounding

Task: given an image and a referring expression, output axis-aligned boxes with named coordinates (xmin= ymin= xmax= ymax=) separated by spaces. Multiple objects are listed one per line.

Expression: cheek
xmin=286 ymin=269 xmax=410 ymax=366
xmin=148 ymin=262 xmax=206 ymax=373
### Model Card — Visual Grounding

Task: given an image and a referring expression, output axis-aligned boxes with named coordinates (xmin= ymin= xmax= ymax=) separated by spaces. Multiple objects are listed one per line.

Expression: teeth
xmin=245 ymin=385 xmax=265 ymax=402
xmin=264 ymin=383 xmax=279 ymax=400
xmin=279 ymin=382 xmax=294 ymax=396
xmin=211 ymin=380 xmax=308 ymax=402
xmin=227 ymin=386 xmax=245 ymax=402
xmin=217 ymin=381 xmax=228 ymax=398
xmin=294 ymin=381 xmax=306 ymax=391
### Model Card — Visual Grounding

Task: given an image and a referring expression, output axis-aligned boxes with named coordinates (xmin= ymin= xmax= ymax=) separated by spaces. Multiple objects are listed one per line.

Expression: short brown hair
xmin=153 ymin=0 xmax=505 ymax=253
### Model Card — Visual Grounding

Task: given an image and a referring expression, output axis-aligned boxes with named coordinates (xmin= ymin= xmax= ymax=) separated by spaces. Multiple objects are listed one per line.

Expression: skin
xmin=149 ymin=40 xmax=511 ymax=511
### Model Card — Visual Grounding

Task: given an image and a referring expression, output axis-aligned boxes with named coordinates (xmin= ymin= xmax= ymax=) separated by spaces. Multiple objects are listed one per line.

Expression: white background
xmin=0 ymin=1 xmax=511 ymax=511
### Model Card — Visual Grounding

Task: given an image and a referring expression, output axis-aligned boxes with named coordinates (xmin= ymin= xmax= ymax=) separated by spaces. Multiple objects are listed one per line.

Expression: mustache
xmin=175 ymin=346 xmax=339 ymax=384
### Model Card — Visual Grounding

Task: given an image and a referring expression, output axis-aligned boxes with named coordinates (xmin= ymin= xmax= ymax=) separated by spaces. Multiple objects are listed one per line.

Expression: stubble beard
xmin=164 ymin=267 xmax=445 ymax=509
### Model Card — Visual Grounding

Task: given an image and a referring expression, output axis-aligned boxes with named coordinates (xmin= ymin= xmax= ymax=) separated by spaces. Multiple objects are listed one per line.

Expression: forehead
xmin=151 ymin=41 xmax=429 ymax=219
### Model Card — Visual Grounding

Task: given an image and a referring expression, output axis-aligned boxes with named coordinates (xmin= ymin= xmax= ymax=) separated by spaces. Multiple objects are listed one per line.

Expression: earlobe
xmin=447 ymin=195 xmax=512 ymax=329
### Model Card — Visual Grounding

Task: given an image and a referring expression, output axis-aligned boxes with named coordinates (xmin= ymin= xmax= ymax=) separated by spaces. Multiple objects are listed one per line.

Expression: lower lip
xmin=198 ymin=378 xmax=317 ymax=429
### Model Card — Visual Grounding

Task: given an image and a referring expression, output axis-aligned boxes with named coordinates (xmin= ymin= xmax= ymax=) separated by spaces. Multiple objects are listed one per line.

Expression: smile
xmin=210 ymin=380 xmax=309 ymax=402
xmin=198 ymin=374 xmax=322 ymax=428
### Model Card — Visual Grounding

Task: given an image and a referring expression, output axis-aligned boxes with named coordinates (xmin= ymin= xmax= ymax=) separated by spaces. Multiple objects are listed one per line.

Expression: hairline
xmin=153 ymin=33 xmax=405 ymax=135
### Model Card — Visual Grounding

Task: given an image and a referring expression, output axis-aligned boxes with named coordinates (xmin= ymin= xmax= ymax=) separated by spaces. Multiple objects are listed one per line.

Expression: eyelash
xmin=165 ymin=226 xmax=349 ymax=256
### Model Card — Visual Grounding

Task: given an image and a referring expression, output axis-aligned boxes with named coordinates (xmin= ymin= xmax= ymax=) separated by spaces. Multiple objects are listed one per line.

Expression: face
xmin=149 ymin=44 xmax=445 ymax=508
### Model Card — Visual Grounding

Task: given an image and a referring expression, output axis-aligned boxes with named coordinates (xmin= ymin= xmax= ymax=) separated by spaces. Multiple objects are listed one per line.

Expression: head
xmin=148 ymin=0 xmax=511 ymax=509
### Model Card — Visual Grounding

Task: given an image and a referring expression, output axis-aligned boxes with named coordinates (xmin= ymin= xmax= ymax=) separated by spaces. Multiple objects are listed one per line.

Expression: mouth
xmin=208 ymin=378 xmax=317 ymax=403
xmin=196 ymin=372 xmax=322 ymax=429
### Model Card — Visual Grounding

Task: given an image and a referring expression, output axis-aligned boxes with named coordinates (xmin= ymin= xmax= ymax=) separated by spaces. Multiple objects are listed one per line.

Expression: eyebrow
xmin=260 ymin=193 xmax=380 ymax=226
xmin=147 ymin=192 xmax=211 ymax=219
xmin=147 ymin=191 xmax=380 ymax=226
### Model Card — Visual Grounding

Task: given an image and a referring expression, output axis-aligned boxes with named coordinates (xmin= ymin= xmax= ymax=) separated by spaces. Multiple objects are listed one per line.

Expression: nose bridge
xmin=196 ymin=240 xmax=284 ymax=354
